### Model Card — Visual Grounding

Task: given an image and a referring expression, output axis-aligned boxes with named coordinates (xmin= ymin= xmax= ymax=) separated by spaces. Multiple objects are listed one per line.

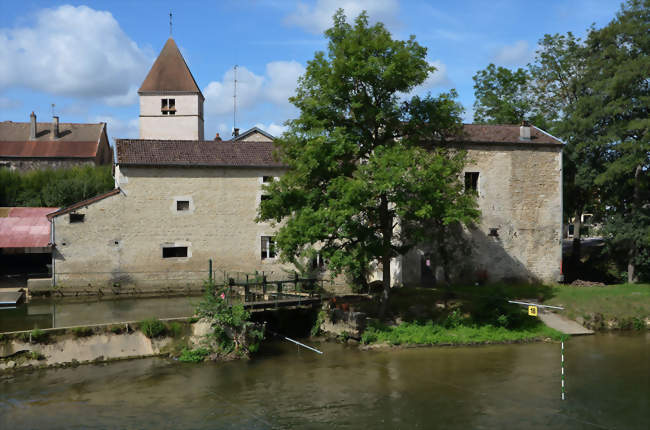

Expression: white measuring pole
xmin=562 ymin=340 xmax=564 ymax=400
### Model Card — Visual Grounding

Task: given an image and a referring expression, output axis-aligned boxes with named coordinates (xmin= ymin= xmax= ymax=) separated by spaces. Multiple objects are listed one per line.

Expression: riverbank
xmin=545 ymin=283 xmax=650 ymax=330
xmin=0 ymin=318 xmax=193 ymax=372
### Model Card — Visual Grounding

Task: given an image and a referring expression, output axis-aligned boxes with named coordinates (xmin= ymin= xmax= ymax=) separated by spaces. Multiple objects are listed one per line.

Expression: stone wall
xmin=52 ymin=166 xmax=291 ymax=288
xmin=401 ymin=144 xmax=563 ymax=285
xmin=0 ymin=158 xmax=97 ymax=172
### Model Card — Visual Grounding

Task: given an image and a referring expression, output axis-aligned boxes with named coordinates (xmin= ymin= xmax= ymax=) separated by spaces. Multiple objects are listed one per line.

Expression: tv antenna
xmin=233 ymin=65 xmax=238 ymax=134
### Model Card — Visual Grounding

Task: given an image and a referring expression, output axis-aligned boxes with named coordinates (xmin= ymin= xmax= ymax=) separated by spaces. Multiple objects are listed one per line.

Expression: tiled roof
xmin=457 ymin=124 xmax=563 ymax=145
xmin=0 ymin=121 xmax=104 ymax=158
xmin=138 ymin=38 xmax=202 ymax=95
xmin=46 ymin=188 xmax=121 ymax=220
xmin=0 ymin=207 xmax=58 ymax=248
xmin=116 ymin=140 xmax=284 ymax=167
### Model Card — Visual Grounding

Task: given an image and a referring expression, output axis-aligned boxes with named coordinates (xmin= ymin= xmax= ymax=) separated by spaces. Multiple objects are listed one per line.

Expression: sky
xmin=0 ymin=0 xmax=623 ymax=144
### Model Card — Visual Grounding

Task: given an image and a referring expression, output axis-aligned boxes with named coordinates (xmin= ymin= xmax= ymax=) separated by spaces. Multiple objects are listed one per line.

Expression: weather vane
xmin=169 ymin=11 xmax=172 ymax=36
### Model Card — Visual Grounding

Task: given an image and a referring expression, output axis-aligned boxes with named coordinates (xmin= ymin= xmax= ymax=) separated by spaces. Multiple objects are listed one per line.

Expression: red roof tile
xmin=116 ymin=140 xmax=284 ymax=168
xmin=0 ymin=207 xmax=58 ymax=248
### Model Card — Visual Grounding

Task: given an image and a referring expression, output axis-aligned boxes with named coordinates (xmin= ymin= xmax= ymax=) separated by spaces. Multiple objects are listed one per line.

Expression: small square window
xmin=70 ymin=213 xmax=85 ymax=223
xmin=262 ymin=176 xmax=274 ymax=183
xmin=161 ymin=98 xmax=176 ymax=115
xmin=261 ymin=236 xmax=276 ymax=260
xmin=176 ymin=200 xmax=190 ymax=211
xmin=465 ymin=172 xmax=479 ymax=192
xmin=163 ymin=246 xmax=188 ymax=258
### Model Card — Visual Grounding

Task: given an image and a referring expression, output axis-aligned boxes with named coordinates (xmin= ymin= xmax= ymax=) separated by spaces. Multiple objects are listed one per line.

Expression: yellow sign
xmin=528 ymin=305 xmax=538 ymax=317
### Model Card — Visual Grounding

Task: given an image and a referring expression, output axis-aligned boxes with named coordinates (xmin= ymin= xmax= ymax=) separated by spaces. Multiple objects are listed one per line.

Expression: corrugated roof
xmin=0 ymin=207 xmax=58 ymax=248
xmin=116 ymin=140 xmax=284 ymax=168
xmin=138 ymin=38 xmax=202 ymax=95
xmin=457 ymin=124 xmax=563 ymax=145
xmin=0 ymin=121 xmax=104 ymax=158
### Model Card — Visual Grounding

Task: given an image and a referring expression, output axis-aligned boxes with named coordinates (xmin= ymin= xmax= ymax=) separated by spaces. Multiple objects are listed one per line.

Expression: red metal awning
xmin=0 ymin=207 xmax=58 ymax=248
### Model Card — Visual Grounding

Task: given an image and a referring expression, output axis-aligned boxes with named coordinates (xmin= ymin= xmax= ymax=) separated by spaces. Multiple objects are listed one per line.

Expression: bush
xmin=166 ymin=322 xmax=183 ymax=337
xmin=178 ymin=347 xmax=210 ymax=363
xmin=110 ymin=325 xmax=124 ymax=334
xmin=139 ymin=318 xmax=166 ymax=338
xmin=72 ymin=327 xmax=94 ymax=338
xmin=21 ymin=329 xmax=49 ymax=344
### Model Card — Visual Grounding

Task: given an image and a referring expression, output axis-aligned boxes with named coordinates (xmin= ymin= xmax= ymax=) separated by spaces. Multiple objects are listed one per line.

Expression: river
xmin=1 ymin=332 xmax=647 ymax=429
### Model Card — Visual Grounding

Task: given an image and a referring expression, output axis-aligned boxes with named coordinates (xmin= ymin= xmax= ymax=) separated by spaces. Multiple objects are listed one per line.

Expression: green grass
xmin=361 ymin=320 xmax=563 ymax=346
xmin=546 ymin=283 xmax=650 ymax=321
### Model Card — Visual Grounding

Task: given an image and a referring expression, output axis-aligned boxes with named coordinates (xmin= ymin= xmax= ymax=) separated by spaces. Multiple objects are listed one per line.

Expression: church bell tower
xmin=138 ymin=37 xmax=204 ymax=140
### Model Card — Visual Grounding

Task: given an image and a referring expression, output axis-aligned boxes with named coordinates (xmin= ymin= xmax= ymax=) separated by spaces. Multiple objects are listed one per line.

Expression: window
xmin=176 ymin=200 xmax=190 ymax=211
xmin=261 ymin=236 xmax=276 ymax=260
xmin=163 ymin=246 xmax=188 ymax=258
xmin=69 ymin=213 xmax=85 ymax=223
xmin=161 ymin=98 xmax=176 ymax=115
xmin=262 ymin=176 xmax=274 ymax=183
xmin=465 ymin=172 xmax=479 ymax=192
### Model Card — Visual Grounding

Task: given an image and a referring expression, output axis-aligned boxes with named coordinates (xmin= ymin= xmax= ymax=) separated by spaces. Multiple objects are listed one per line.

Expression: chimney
xmin=519 ymin=120 xmax=531 ymax=140
xmin=214 ymin=132 xmax=222 ymax=142
xmin=51 ymin=116 xmax=59 ymax=140
xmin=233 ymin=128 xmax=240 ymax=137
xmin=29 ymin=112 xmax=37 ymax=140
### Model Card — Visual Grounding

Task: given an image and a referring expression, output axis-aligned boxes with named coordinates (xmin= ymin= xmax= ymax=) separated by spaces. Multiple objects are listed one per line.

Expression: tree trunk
xmin=627 ymin=165 xmax=642 ymax=284
xmin=378 ymin=195 xmax=393 ymax=318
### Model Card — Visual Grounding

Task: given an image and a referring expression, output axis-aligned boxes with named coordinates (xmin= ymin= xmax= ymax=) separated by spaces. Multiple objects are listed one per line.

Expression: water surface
xmin=1 ymin=333 xmax=647 ymax=429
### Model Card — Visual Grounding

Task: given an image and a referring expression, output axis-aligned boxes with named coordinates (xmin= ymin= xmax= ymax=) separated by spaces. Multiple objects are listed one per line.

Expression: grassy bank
xmin=545 ymin=283 xmax=649 ymax=328
xmin=361 ymin=320 xmax=563 ymax=346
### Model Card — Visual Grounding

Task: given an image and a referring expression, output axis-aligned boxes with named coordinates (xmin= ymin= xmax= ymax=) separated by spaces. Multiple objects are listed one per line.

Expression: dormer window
xmin=161 ymin=98 xmax=176 ymax=115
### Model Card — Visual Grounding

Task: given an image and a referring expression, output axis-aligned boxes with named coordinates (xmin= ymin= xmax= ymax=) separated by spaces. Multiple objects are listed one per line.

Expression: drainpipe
xmin=50 ymin=217 xmax=55 ymax=287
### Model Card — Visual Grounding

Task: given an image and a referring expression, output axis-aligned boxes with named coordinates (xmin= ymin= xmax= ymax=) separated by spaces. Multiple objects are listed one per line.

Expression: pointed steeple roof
xmin=138 ymin=38 xmax=203 ymax=97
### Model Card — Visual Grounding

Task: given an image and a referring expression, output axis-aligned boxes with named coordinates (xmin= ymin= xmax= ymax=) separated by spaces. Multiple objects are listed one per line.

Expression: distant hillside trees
xmin=0 ymin=165 xmax=114 ymax=208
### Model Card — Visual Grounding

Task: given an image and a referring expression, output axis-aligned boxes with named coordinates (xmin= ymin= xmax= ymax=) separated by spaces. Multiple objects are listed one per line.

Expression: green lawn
xmin=361 ymin=320 xmax=563 ymax=346
xmin=545 ymin=283 xmax=650 ymax=321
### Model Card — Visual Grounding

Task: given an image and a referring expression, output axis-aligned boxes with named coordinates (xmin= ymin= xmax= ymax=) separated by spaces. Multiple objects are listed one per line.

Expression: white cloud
xmin=103 ymin=86 xmax=139 ymax=107
xmin=0 ymin=97 xmax=21 ymax=110
xmin=203 ymin=61 xmax=304 ymax=118
xmin=492 ymin=40 xmax=532 ymax=66
xmin=420 ymin=60 xmax=451 ymax=89
xmin=265 ymin=61 xmax=305 ymax=106
xmin=204 ymin=66 xmax=264 ymax=116
xmin=93 ymin=115 xmax=139 ymax=141
xmin=255 ymin=122 xmax=288 ymax=137
xmin=285 ymin=0 xmax=400 ymax=35
xmin=0 ymin=5 xmax=151 ymax=100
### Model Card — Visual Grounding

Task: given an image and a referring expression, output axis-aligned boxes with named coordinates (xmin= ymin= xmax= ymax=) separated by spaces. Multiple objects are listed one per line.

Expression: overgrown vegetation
xmin=20 ymin=329 xmax=49 ymax=344
xmin=72 ymin=327 xmax=94 ymax=338
xmin=178 ymin=347 xmax=210 ymax=363
xmin=190 ymin=281 xmax=264 ymax=360
xmin=361 ymin=320 xmax=563 ymax=346
xmin=139 ymin=318 xmax=166 ymax=338
xmin=311 ymin=310 xmax=326 ymax=337
xmin=0 ymin=165 xmax=114 ymax=207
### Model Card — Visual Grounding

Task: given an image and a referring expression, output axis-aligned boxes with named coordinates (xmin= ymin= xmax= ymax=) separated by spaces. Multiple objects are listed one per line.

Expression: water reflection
xmin=0 ymin=331 xmax=647 ymax=429
xmin=0 ymin=295 xmax=199 ymax=332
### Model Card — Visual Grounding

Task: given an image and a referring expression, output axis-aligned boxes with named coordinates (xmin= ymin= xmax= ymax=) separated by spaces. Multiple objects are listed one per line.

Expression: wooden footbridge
xmin=219 ymin=275 xmax=323 ymax=311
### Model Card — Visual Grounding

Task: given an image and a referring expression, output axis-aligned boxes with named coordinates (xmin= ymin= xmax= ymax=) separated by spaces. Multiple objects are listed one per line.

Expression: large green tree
xmin=574 ymin=0 xmax=649 ymax=282
xmin=258 ymin=11 xmax=479 ymax=310
xmin=472 ymin=64 xmax=547 ymax=126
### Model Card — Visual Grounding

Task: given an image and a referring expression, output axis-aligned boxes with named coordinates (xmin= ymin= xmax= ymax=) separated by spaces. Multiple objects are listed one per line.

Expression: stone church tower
xmin=138 ymin=38 xmax=204 ymax=140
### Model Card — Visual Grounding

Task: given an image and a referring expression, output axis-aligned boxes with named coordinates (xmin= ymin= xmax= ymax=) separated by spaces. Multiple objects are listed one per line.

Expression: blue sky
xmin=0 ymin=0 xmax=622 ymax=143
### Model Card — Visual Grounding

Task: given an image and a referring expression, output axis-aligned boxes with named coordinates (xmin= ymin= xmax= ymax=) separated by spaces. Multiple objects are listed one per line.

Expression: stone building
xmin=45 ymin=36 xmax=563 ymax=289
xmin=398 ymin=124 xmax=563 ymax=285
xmin=0 ymin=113 xmax=112 ymax=171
